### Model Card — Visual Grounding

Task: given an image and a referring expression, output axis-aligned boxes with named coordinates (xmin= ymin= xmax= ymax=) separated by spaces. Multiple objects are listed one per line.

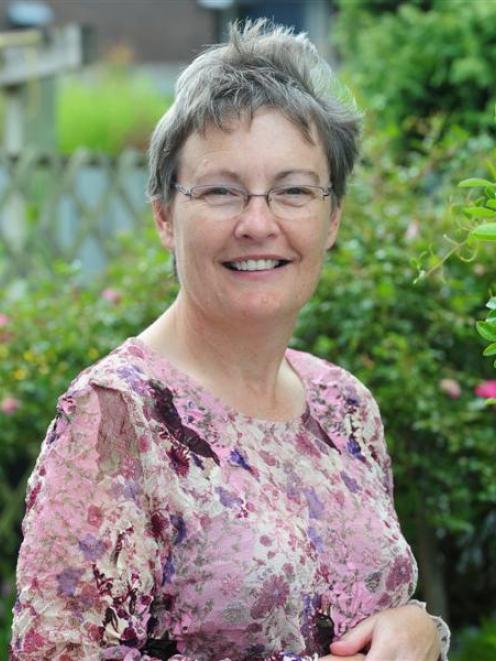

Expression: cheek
xmin=174 ymin=222 xmax=213 ymax=275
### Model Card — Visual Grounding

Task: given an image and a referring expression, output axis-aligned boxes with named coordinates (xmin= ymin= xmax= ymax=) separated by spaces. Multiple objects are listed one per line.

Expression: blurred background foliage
xmin=333 ymin=0 xmax=496 ymax=149
xmin=1 ymin=1 xmax=496 ymax=658
xmin=57 ymin=69 xmax=172 ymax=154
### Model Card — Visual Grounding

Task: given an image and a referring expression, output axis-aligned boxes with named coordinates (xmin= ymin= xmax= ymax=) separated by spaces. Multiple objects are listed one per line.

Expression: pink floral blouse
xmin=10 ymin=338 xmax=449 ymax=660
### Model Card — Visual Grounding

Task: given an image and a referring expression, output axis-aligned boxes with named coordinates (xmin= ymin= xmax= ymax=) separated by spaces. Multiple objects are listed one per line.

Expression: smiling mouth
xmin=224 ymin=258 xmax=290 ymax=272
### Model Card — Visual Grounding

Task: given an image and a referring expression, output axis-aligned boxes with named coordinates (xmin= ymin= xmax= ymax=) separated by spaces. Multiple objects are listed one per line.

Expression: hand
xmin=328 ymin=604 xmax=440 ymax=661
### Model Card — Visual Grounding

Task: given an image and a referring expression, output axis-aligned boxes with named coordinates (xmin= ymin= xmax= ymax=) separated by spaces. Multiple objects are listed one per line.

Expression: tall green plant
xmin=416 ymin=146 xmax=496 ymax=371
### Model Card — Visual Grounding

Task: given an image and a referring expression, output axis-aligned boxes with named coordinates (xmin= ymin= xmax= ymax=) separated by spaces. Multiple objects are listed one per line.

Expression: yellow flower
xmin=13 ymin=368 xmax=28 ymax=380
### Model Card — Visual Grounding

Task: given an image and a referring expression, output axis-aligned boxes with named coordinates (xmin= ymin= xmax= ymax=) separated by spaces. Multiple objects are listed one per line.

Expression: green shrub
xmin=333 ymin=0 xmax=496 ymax=145
xmin=452 ymin=619 xmax=496 ymax=661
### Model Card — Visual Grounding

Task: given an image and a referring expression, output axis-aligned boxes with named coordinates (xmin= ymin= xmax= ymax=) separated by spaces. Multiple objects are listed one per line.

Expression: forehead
xmin=177 ymin=108 xmax=328 ymax=180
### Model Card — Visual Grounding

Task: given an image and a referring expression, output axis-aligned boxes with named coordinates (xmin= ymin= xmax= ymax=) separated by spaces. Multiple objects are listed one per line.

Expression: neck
xmin=140 ymin=292 xmax=301 ymax=414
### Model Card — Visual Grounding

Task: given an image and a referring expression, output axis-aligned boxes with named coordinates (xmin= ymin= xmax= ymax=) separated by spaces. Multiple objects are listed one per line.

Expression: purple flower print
xmin=346 ymin=437 xmax=365 ymax=462
xmin=116 ymin=365 xmax=147 ymax=394
xmin=307 ymin=526 xmax=324 ymax=553
xmin=216 ymin=486 xmax=243 ymax=509
xmin=123 ymin=479 xmax=141 ymax=501
xmin=229 ymin=448 xmax=253 ymax=472
xmin=56 ymin=567 xmax=84 ymax=596
xmin=162 ymin=554 xmax=175 ymax=585
xmin=78 ymin=533 xmax=106 ymax=561
xmin=304 ymin=488 xmax=325 ymax=520
xmin=170 ymin=514 xmax=186 ymax=545
xmin=340 ymin=471 xmax=361 ymax=493
xmin=250 ymin=575 xmax=290 ymax=619
xmin=386 ymin=555 xmax=413 ymax=591
xmin=345 ymin=395 xmax=360 ymax=408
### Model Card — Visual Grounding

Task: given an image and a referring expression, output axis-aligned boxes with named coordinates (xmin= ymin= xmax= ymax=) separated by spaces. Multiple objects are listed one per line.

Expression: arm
xmin=329 ymin=385 xmax=450 ymax=661
xmin=10 ymin=384 xmax=162 ymax=659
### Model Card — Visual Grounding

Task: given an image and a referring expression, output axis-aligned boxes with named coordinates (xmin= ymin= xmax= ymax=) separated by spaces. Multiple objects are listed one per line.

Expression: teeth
xmin=230 ymin=259 xmax=281 ymax=271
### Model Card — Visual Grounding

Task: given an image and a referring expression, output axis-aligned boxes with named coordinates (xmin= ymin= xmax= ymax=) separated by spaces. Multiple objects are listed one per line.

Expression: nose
xmin=233 ymin=195 xmax=281 ymax=241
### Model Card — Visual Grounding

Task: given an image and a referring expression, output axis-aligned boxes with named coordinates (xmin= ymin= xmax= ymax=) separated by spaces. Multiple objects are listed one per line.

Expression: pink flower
xmin=101 ymin=288 xmax=122 ymax=304
xmin=0 ymin=313 xmax=10 ymax=327
xmin=439 ymin=378 xmax=462 ymax=399
xmin=1 ymin=396 xmax=21 ymax=414
xmin=475 ymin=380 xmax=496 ymax=399
xmin=404 ymin=219 xmax=420 ymax=241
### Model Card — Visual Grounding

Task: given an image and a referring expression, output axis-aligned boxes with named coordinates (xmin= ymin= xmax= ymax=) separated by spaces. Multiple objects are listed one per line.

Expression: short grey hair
xmin=147 ymin=19 xmax=362 ymax=205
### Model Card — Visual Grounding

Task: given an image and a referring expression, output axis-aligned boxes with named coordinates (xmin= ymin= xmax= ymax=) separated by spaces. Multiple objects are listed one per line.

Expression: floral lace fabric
xmin=10 ymin=339 xmax=446 ymax=660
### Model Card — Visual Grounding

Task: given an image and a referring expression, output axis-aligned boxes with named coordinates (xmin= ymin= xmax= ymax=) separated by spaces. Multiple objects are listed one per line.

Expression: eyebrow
xmin=196 ymin=169 xmax=321 ymax=184
xmin=273 ymin=170 xmax=320 ymax=183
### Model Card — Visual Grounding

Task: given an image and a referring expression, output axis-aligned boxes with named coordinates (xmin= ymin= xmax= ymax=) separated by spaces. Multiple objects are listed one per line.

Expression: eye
xmin=283 ymin=186 xmax=311 ymax=195
xmin=190 ymin=185 xmax=246 ymax=207
xmin=205 ymin=186 xmax=236 ymax=197
xmin=194 ymin=186 xmax=243 ymax=204
xmin=272 ymin=186 xmax=316 ymax=206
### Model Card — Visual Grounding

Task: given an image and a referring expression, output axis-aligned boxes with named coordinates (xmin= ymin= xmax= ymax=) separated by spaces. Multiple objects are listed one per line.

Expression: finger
xmin=330 ymin=617 xmax=375 ymax=656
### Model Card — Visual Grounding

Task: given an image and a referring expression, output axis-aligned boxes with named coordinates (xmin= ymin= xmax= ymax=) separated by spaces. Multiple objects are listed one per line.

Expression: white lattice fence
xmin=0 ymin=148 xmax=149 ymax=288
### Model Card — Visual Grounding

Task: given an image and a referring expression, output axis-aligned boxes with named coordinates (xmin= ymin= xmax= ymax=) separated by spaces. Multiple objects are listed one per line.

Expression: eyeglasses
xmin=173 ymin=183 xmax=332 ymax=219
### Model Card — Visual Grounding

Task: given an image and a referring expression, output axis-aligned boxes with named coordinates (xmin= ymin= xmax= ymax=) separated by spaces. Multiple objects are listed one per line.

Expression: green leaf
xmin=469 ymin=223 xmax=496 ymax=240
xmin=464 ymin=207 xmax=496 ymax=218
xmin=487 ymin=297 xmax=496 ymax=310
xmin=477 ymin=320 xmax=496 ymax=342
xmin=483 ymin=343 xmax=496 ymax=356
xmin=458 ymin=177 xmax=496 ymax=188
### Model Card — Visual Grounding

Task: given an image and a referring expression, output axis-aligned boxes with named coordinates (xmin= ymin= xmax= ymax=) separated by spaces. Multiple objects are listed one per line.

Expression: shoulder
xmin=287 ymin=347 xmax=377 ymax=408
xmin=65 ymin=338 xmax=153 ymax=396
xmin=42 ymin=338 xmax=160 ymax=455
xmin=287 ymin=347 xmax=383 ymax=444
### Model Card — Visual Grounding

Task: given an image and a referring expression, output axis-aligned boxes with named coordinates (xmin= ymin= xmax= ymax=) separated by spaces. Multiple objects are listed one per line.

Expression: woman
xmin=10 ymin=20 xmax=449 ymax=661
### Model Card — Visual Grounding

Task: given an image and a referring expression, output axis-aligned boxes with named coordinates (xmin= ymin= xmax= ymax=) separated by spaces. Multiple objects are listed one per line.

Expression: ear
xmin=325 ymin=202 xmax=342 ymax=251
xmin=152 ymin=199 xmax=175 ymax=251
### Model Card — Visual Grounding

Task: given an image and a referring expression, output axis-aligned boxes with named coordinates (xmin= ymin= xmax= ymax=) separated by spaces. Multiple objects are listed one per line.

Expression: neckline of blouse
xmin=126 ymin=336 xmax=312 ymax=428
